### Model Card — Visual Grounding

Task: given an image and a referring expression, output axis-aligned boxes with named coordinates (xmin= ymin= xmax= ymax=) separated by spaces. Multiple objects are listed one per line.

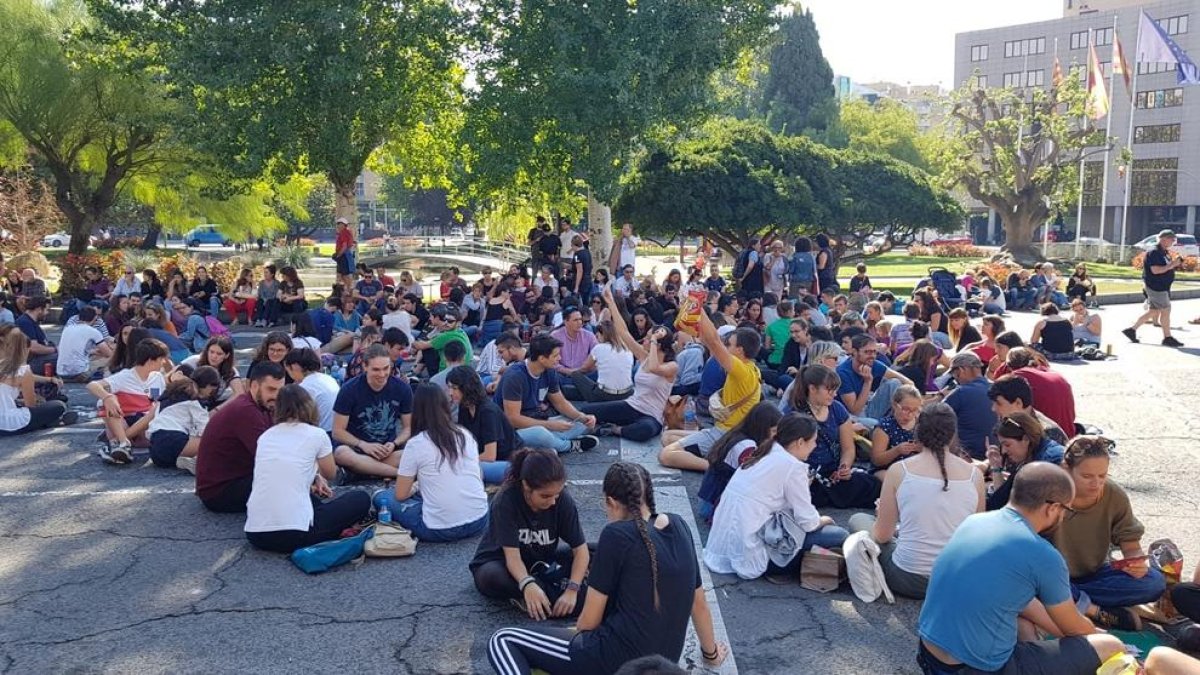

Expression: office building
xmin=955 ymin=0 xmax=1199 ymax=245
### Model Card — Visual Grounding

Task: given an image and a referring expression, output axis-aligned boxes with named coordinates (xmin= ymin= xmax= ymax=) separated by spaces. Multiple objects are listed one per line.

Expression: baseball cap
xmin=1158 ymin=228 xmax=1177 ymax=239
xmin=431 ymin=303 xmax=459 ymax=321
xmin=336 ymin=216 xmax=350 ymax=225
xmin=950 ymin=352 xmax=983 ymax=370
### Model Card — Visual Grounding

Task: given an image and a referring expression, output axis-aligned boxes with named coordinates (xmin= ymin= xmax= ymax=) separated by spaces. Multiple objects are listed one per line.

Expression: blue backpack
xmin=290 ymin=527 xmax=373 ymax=574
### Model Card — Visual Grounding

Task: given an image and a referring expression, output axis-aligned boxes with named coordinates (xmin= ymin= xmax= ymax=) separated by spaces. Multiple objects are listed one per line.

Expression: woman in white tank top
xmin=848 ymin=402 xmax=984 ymax=599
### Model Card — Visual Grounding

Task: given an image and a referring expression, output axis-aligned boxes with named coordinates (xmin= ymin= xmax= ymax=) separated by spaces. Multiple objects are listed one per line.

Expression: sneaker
xmin=1163 ymin=336 xmax=1184 ymax=348
xmin=59 ymin=411 xmax=79 ymax=426
xmin=109 ymin=442 xmax=133 ymax=464
xmin=98 ymin=445 xmax=131 ymax=465
xmin=1121 ymin=328 xmax=1139 ymax=343
xmin=1095 ymin=606 xmax=1142 ymax=632
xmin=571 ymin=435 xmax=600 ymax=453
xmin=175 ymin=455 xmax=197 ymax=475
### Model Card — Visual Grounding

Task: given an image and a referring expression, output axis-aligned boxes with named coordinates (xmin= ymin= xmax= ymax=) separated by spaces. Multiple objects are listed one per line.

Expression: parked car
xmin=185 ymin=224 xmax=232 ymax=247
xmin=40 ymin=232 xmax=96 ymax=248
xmin=1073 ymin=236 xmax=1116 ymax=247
xmin=928 ymin=234 xmax=973 ymax=246
xmin=1134 ymin=233 xmax=1200 ymax=257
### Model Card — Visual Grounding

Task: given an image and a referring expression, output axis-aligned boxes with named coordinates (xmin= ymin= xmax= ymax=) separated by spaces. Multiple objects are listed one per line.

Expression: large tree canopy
xmin=93 ymin=0 xmax=463 ymax=221
xmin=616 ymin=119 xmax=961 ymax=256
xmin=937 ymin=79 xmax=1100 ymax=263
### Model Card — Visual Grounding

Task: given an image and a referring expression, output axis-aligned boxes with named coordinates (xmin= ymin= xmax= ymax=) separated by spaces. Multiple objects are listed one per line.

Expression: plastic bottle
xmin=378 ymin=502 xmax=392 ymax=524
xmin=683 ymin=397 xmax=698 ymax=431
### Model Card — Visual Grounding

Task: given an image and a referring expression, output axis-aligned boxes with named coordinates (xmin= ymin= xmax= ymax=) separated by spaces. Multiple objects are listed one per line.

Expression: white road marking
xmin=621 ymin=438 xmax=737 ymax=674
xmin=0 ymin=487 xmax=195 ymax=497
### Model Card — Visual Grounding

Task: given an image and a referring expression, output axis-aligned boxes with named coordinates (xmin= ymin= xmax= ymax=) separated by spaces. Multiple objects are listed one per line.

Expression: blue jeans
xmin=481 ymin=461 xmax=509 ymax=485
xmin=372 ymin=492 xmax=489 ymax=543
xmin=857 ymin=377 xmax=903 ymax=430
xmin=764 ymin=524 xmax=851 ymax=576
xmin=515 ymin=419 xmax=590 ymax=453
xmin=930 ymin=332 xmax=953 ymax=350
xmin=1071 ymin=563 xmax=1166 ymax=611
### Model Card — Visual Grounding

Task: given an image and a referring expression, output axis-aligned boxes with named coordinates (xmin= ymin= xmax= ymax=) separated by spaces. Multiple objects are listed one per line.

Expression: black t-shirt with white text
xmin=469 ymin=488 xmax=586 ymax=572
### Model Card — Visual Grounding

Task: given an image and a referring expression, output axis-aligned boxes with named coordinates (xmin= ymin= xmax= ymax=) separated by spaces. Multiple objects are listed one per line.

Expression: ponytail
xmin=742 ymin=413 xmax=817 ymax=469
xmin=503 ymin=447 xmax=566 ymax=493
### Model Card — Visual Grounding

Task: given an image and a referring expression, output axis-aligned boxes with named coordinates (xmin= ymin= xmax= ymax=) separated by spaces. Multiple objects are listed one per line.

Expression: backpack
xmin=290 ymin=527 xmax=373 ymax=574
xmin=204 ymin=315 xmax=230 ymax=338
xmin=732 ymin=248 xmax=753 ymax=280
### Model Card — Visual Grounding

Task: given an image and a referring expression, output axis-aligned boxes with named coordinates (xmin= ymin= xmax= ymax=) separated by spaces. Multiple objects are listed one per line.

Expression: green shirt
xmin=430 ymin=328 xmax=473 ymax=371
xmin=766 ymin=318 xmax=791 ymax=366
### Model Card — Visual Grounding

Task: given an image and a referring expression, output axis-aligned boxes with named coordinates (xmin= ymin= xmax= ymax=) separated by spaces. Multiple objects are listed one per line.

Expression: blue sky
xmin=801 ymin=0 xmax=1060 ymax=87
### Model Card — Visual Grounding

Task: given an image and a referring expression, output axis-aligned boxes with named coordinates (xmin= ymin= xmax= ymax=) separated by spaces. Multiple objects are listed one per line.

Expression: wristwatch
xmin=566 ymin=580 xmax=581 ymax=593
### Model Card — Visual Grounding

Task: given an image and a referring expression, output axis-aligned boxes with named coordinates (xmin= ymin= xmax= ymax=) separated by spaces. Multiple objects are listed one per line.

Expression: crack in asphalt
xmin=0 ymin=542 xmax=147 ymax=610
xmin=392 ymin=619 xmax=418 ymax=675
xmin=0 ymin=530 xmax=244 ymax=543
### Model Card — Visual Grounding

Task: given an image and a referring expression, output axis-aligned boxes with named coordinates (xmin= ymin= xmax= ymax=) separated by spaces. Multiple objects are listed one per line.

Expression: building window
xmin=1159 ymin=15 xmax=1189 ymax=35
xmin=1138 ymin=61 xmax=1173 ymax=75
xmin=1081 ymin=161 xmax=1104 ymax=207
xmin=1005 ymin=37 xmax=1046 ymax=58
xmin=1025 ymin=69 xmax=1045 ymax=87
xmin=1094 ymin=27 xmax=1113 ymax=46
xmin=1132 ymin=157 xmax=1178 ymax=206
xmin=971 ymin=44 xmax=989 ymax=62
xmin=973 ymin=74 xmax=988 ymax=89
xmin=1070 ymin=30 xmax=1088 ymax=50
xmin=1003 ymin=72 xmax=1022 ymax=88
xmin=1136 ymin=87 xmax=1185 ymax=109
xmin=1134 ymin=123 xmax=1182 ymax=144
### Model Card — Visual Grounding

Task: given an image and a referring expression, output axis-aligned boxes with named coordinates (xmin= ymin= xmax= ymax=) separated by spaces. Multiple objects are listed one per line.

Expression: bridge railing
xmin=359 ymin=236 xmax=528 ymax=268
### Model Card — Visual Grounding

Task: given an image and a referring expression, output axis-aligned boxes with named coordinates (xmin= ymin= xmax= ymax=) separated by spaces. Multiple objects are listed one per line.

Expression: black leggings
xmin=488 ymin=626 xmax=577 ymax=675
xmin=0 ymin=401 xmax=65 ymax=436
xmin=245 ymin=491 xmax=372 ymax=553
xmin=577 ymin=400 xmax=661 ymax=442
xmin=563 ymin=371 xmax=631 ymax=403
xmin=1172 ymin=582 xmax=1200 ymax=622
xmin=200 ymin=476 xmax=255 ymax=513
xmin=472 ymin=543 xmax=582 ymax=601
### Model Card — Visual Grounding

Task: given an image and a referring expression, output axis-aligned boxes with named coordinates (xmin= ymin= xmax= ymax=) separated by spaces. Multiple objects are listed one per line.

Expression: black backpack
xmin=732 ymin=248 xmax=753 ymax=279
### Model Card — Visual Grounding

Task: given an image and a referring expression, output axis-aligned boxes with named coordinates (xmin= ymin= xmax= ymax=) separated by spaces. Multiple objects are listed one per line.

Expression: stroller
xmin=927 ymin=267 xmax=964 ymax=311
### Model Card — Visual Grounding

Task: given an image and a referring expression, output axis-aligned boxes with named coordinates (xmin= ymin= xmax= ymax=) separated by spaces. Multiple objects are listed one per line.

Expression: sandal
xmin=1188 ymin=318 xmax=1200 ymax=325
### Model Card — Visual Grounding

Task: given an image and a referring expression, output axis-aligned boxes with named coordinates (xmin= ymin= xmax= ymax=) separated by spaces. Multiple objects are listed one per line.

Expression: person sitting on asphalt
xmin=488 ymin=462 xmax=728 ymax=675
xmin=15 ymin=297 xmax=57 ymax=375
xmin=182 ymin=336 xmax=243 ymax=405
xmin=496 ymin=334 xmax=598 ymax=455
xmin=332 ymin=343 xmax=414 ymax=480
xmin=963 ymin=315 xmax=1005 ymax=366
xmin=578 ymin=285 xmax=676 ymax=444
xmin=56 ymin=306 xmax=114 ymax=383
xmin=658 ymin=310 xmax=762 ymax=473
xmin=1005 ymin=347 xmax=1076 ymax=438
xmin=837 ymin=333 xmax=913 ymax=429
xmin=850 ymin=403 xmax=985 ymax=600
xmin=987 ymin=374 xmax=1068 ymax=445
xmin=412 ymin=302 xmax=473 ymax=377
xmin=88 ymin=339 xmax=170 ymax=465
xmin=469 ymin=448 xmax=590 ymax=620
xmin=194 ymin=361 xmax=285 ymax=513
xmin=704 ymin=413 xmax=849 ymax=580
xmin=984 ymin=412 xmax=1066 ymax=511
xmin=244 ymin=384 xmax=371 ymax=554
xmin=175 ymin=302 xmax=213 ymax=353
xmin=0 ymin=325 xmax=68 ymax=436
xmin=1029 ymin=303 xmax=1077 ymax=360
xmin=147 ymin=376 xmax=211 ymax=475
xmin=1068 ymin=299 xmax=1102 ymax=346
xmin=941 ymin=351 xmax=997 ymax=461
xmin=323 ymin=295 xmax=363 ymax=354
xmin=187 ymin=265 xmax=222 ymax=316
xmin=1164 ymin=561 xmax=1200 ymax=655
xmin=1050 ymin=436 xmax=1167 ymax=632
xmin=696 ymin=402 xmax=783 ymax=521
xmin=283 ymin=348 xmax=340 ymax=435
xmin=868 ymin=384 xmax=923 ymax=474
xmin=429 ymin=339 xmax=468 ymax=391
xmin=248 ymin=332 xmax=293 ymax=382
xmin=917 ymin=462 xmax=1125 ymax=675
xmin=446 ymin=366 xmax=521 ymax=485
xmin=784 ymin=364 xmax=881 ymax=508
xmin=372 ymin=384 xmax=489 ymax=542
xmin=562 ymin=321 xmax=634 ymax=403
xmin=550 ymin=305 xmax=597 ymax=378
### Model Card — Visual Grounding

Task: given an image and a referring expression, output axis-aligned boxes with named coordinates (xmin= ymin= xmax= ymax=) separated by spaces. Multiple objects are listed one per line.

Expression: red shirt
xmin=1013 ymin=366 xmax=1076 ymax=438
xmin=335 ymin=227 xmax=354 ymax=255
xmin=969 ymin=343 xmax=997 ymax=366
xmin=195 ymin=394 xmax=274 ymax=501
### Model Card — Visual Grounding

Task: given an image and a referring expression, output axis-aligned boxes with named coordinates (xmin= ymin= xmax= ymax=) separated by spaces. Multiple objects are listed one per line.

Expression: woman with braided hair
xmin=849 ymin=402 xmax=984 ymax=599
xmin=488 ymin=462 xmax=728 ymax=675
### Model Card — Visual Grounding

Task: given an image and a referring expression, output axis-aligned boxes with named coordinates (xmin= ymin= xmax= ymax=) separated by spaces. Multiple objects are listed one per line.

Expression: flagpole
xmin=1119 ymin=18 xmax=1142 ymax=262
xmin=1074 ymin=34 xmax=1088 ymax=260
xmin=1097 ymin=14 xmax=1120 ymax=252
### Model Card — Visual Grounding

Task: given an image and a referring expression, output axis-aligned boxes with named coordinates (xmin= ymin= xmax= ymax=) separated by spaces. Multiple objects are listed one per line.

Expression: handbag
xmin=708 ymin=386 xmax=757 ymax=425
xmin=664 ymin=395 xmax=686 ymax=430
xmin=290 ymin=526 xmax=373 ymax=574
xmin=799 ymin=548 xmax=846 ymax=593
xmin=365 ymin=521 xmax=418 ymax=558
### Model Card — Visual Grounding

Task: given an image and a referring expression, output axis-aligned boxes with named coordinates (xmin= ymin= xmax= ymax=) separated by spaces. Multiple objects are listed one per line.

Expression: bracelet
xmin=566 ymin=580 xmax=581 ymax=592
xmin=518 ymin=576 xmax=537 ymax=592
xmin=701 ymin=645 xmax=719 ymax=660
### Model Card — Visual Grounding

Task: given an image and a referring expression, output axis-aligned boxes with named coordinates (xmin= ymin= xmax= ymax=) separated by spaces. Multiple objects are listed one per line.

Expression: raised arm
xmin=600 ymin=284 xmax=648 ymax=361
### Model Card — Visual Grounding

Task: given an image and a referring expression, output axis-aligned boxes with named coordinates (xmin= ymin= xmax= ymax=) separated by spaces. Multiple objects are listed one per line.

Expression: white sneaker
xmin=109 ymin=442 xmax=133 ymax=464
xmin=175 ymin=456 xmax=197 ymax=475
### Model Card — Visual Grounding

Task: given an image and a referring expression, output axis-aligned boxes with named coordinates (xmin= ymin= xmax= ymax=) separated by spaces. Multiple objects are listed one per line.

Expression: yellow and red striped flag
xmin=1086 ymin=43 xmax=1110 ymax=119
xmin=1112 ymin=31 xmax=1132 ymax=92
xmin=1052 ymin=56 xmax=1065 ymax=89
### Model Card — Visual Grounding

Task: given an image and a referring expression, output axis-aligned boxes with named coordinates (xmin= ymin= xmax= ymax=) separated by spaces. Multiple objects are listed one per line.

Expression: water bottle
xmin=378 ymin=502 xmax=392 ymax=524
xmin=683 ymin=397 xmax=698 ymax=431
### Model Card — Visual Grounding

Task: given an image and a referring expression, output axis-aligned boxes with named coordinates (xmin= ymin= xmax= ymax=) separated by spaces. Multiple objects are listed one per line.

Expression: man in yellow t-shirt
xmin=658 ymin=310 xmax=761 ymax=472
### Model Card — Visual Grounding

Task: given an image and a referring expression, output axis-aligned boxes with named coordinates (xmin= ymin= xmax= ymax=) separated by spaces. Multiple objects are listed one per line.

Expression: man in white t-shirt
xmin=283 ymin=347 xmax=340 ymax=433
xmin=616 ymin=222 xmax=640 ymax=271
xmin=57 ymin=306 xmax=113 ymax=382
xmin=87 ymin=339 xmax=170 ymax=464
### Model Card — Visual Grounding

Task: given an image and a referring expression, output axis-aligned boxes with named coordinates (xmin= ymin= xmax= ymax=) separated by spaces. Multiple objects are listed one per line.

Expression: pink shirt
xmin=551 ymin=327 xmax=598 ymax=370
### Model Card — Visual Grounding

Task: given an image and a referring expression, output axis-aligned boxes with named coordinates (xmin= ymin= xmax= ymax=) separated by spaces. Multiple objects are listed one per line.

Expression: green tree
xmin=464 ymin=0 xmax=775 ymax=259
xmin=838 ymin=99 xmax=935 ymax=171
xmin=93 ymin=0 xmax=463 ymax=224
xmin=937 ymin=81 xmax=1099 ymax=263
xmin=758 ymin=5 xmax=835 ymax=136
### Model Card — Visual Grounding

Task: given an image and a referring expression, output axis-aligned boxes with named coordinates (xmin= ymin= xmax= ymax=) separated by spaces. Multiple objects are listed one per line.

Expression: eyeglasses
xmin=1046 ymin=500 xmax=1078 ymax=520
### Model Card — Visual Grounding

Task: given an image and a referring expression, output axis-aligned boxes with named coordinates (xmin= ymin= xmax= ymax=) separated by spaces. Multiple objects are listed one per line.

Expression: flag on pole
xmin=1138 ymin=10 xmax=1200 ymax=85
xmin=1112 ymin=31 xmax=1132 ymax=92
xmin=1052 ymin=56 xmax=1065 ymax=88
xmin=1086 ymin=43 xmax=1110 ymax=119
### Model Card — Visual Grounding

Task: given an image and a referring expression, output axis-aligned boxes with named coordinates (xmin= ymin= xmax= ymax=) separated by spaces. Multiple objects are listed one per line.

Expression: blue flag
xmin=1138 ymin=11 xmax=1200 ymax=85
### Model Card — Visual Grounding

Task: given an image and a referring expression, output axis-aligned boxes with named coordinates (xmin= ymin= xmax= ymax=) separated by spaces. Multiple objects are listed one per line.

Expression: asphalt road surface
xmin=1 ymin=299 xmax=1198 ymax=674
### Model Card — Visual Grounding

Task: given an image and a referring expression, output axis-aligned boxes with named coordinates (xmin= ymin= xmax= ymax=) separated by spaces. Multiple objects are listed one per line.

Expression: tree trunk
xmin=140 ymin=223 xmax=162 ymax=249
xmin=587 ymin=191 xmax=613 ymax=266
xmin=1001 ymin=211 xmax=1046 ymax=266
xmin=333 ymin=180 xmax=358 ymax=231
xmin=66 ymin=213 xmax=94 ymax=255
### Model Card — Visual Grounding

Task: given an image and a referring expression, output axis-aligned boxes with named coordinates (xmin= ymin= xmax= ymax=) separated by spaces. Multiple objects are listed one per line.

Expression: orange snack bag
xmin=675 ymin=286 xmax=707 ymax=336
